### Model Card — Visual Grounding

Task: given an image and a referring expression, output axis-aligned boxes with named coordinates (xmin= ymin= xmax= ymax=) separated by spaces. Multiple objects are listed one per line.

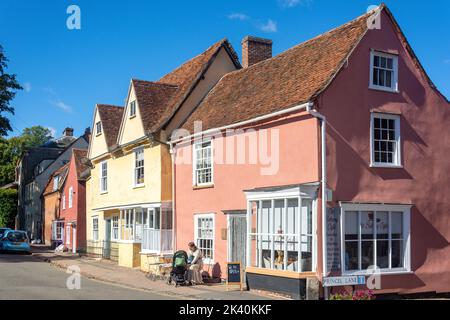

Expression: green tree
xmin=0 ymin=189 xmax=18 ymax=228
xmin=0 ymin=44 xmax=22 ymax=136
xmin=0 ymin=126 xmax=54 ymax=186
xmin=21 ymin=126 xmax=53 ymax=148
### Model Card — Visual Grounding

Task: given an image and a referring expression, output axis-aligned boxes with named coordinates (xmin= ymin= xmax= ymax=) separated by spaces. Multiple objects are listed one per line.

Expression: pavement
xmin=25 ymin=246 xmax=280 ymax=300
xmin=0 ymin=253 xmax=175 ymax=299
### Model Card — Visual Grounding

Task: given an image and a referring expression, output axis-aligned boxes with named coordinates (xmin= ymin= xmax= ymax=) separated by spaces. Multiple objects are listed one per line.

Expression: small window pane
xmin=361 ymin=211 xmax=374 ymax=240
xmin=377 ymin=240 xmax=389 ymax=268
xmin=392 ymin=240 xmax=404 ymax=268
xmin=345 ymin=242 xmax=359 ymax=271
xmin=361 ymin=240 xmax=374 ymax=270
xmin=391 ymin=212 xmax=403 ymax=239
xmin=376 ymin=212 xmax=389 ymax=239
xmin=345 ymin=211 xmax=358 ymax=240
xmin=374 ymin=55 xmax=380 ymax=67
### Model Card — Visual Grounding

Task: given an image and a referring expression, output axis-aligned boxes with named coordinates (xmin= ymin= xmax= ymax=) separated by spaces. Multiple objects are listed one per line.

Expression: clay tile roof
xmin=97 ymin=104 xmax=124 ymax=149
xmin=131 ymin=80 xmax=179 ymax=133
xmin=72 ymin=149 xmax=89 ymax=180
xmin=181 ymin=9 xmax=374 ymax=132
xmin=43 ymin=163 xmax=69 ymax=196
xmin=144 ymin=39 xmax=240 ymax=132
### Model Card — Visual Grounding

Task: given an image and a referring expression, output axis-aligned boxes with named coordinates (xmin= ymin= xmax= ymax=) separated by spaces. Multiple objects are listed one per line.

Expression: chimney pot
xmin=241 ymin=36 xmax=272 ymax=68
xmin=63 ymin=127 xmax=74 ymax=137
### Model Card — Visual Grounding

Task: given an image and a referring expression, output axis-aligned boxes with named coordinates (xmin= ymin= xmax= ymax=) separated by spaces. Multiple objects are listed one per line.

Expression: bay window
xmin=246 ymin=185 xmax=317 ymax=273
xmin=119 ymin=206 xmax=173 ymax=253
xmin=342 ymin=204 xmax=411 ymax=274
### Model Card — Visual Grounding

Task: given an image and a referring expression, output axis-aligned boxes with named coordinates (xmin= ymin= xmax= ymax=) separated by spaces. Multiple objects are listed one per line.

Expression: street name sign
xmin=323 ymin=275 xmax=366 ymax=287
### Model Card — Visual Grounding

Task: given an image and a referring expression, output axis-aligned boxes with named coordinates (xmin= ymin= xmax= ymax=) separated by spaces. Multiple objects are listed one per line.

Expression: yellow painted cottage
xmin=85 ymin=40 xmax=240 ymax=270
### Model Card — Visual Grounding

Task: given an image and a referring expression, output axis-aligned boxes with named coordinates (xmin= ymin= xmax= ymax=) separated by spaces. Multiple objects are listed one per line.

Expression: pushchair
xmin=167 ymin=250 xmax=188 ymax=287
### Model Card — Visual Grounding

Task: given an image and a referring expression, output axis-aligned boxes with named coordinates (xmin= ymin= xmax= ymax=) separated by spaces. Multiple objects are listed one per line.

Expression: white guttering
xmin=149 ymin=135 xmax=176 ymax=254
xmin=169 ymin=144 xmax=176 ymax=253
xmin=170 ymin=102 xmax=314 ymax=144
xmin=307 ymin=106 xmax=328 ymax=279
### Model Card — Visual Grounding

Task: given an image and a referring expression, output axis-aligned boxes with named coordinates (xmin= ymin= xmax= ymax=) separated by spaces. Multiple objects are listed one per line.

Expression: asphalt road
xmin=0 ymin=253 xmax=173 ymax=300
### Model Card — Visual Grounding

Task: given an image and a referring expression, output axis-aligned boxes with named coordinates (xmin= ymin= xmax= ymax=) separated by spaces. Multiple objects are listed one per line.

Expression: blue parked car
xmin=0 ymin=227 xmax=11 ymax=238
xmin=0 ymin=230 xmax=31 ymax=254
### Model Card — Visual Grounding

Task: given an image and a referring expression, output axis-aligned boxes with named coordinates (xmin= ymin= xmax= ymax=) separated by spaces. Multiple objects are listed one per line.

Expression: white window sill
xmin=342 ymin=269 xmax=412 ymax=276
xmin=193 ymin=183 xmax=214 ymax=190
xmin=369 ymin=85 xmax=399 ymax=94
xmin=133 ymin=184 xmax=145 ymax=189
xmin=96 ymin=133 xmax=102 ymax=137
xmin=100 ymin=191 xmax=108 ymax=195
xmin=370 ymin=163 xmax=403 ymax=169
xmin=117 ymin=240 xmax=141 ymax=244
xmin=129 ymin=115 xmax=136 ymax=119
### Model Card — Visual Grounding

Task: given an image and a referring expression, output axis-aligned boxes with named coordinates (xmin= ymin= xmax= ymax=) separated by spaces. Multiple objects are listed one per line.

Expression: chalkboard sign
xmin=326 ymin=207 xmax=342 ymax=272
xmin=226 ymin=262 xmax=242 ymax=291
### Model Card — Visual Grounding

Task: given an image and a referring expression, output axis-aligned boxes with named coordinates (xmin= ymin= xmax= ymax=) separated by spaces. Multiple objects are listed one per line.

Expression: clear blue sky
xmin=1 ymin=0 xmax=449 ymax=138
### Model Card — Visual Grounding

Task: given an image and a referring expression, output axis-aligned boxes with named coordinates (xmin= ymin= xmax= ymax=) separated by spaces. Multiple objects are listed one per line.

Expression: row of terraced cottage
xmin=16 ymin=5 xmax=450 ymax=299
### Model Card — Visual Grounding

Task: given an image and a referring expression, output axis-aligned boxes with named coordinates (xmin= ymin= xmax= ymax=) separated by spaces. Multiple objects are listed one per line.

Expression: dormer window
xmin=370 ymin=51 xmax=398 ymax=92
xmin=96 ymin=121 xmax=102 ymax=135
xmin=129 ymin=100 xmax=136 ymax=118
xmin=53 ymin=176 xmax=59 ymax=192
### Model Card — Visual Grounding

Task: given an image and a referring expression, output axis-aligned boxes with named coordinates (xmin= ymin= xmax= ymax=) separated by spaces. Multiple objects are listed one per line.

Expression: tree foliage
xmin=0 ymin=189 xmax=18 ymax=228
xmin=0 ymin=44 xmax=22 ymax=136
xmin=0 ymin=126 xmax=54 ymax=186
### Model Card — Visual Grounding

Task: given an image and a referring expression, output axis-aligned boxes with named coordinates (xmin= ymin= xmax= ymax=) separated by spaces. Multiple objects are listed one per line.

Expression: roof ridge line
xmin=132 ymin=79 xmax=179 ymax=88
xmin=231 ymin=6 xmax=378 ymax=74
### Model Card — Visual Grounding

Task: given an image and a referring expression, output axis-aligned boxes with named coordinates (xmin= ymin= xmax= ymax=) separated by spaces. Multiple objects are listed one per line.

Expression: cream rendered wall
xmin=89 ymin=144 xmax=163 ymax=211
xmin=165 ymin=47 xmax=239 ymax=134
xmin=89 ymin=108 xmax=109 ymax=160
xmin=118 ymin=86 xmax=145 ymax=145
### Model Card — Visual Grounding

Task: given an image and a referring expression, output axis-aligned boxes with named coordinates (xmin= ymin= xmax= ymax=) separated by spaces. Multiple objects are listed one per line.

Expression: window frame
xmin=65 ymin=225 xmax=71 ymax=245
xmin=92 ymin=217 xmax=99 ymax=241
xmin=52 ymin=221 xmax=64 ymax=241
xmin=369 ymin=50 xmax=399 ymax=93
xmin=111 ymin=216 xmax=119 ymax=241
xmin=194 ymin=213 xmax=215 ymax=265
xmin=68 ymin=186 xmax=73 ymax=208
xmin=370 ymin=112 xmax=402 ymax=168
xmin=193 ymin=139 xmax=214 ymax=187
xmin=96 ymin=121 xmax=102 ymax=136
xmin=100 ymin=161 xmax=108 ymax=193
xmin=129 ymin=100 xmax=137 ymax=118
xmin=340 ymin=203 xmax=411 ymax=276
xmin=133 ymin=148 xmax=145 ymax=188
xmin=52 ymin=176 xmax=59 ymax=192
xmin=62 ymin=193 xmax=66 ymax=210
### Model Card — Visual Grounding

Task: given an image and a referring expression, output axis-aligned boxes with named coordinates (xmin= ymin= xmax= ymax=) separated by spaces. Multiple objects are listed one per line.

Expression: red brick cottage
xmin=170 ymin=4 xmax=450 ymax=299
xmin=59 ymin=149 xmax=89 ymax=253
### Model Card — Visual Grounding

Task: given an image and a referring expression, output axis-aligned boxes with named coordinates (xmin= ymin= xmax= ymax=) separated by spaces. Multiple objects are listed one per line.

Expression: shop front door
xmin=229 ymin=215 xmax=247 ymax=267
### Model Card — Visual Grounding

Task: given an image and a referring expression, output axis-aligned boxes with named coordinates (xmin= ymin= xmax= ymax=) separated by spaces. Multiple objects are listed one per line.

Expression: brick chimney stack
xmin=241 ymin=36 xmax=272 ymax=68
xmin=63 ymin=127 xmax=74 ymax=137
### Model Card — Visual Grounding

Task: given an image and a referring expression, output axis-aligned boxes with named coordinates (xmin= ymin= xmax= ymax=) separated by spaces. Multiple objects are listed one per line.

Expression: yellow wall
xmin=164 ymin=47 xmax=238 ymax=134
xmin=89 ymin=144 xmax=164 ymax=211
xmin=88 ymin=108 xmax=109 ymax=160
xmin=118 ymin=86 xmax=145 ymax=146
xmin=118 ymin=242 xmax=141 ymax=268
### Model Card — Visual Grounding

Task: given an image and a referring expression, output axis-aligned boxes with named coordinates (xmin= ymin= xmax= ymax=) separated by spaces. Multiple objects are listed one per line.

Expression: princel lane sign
xmin=323 ymin=275 xmax=366 ymax=287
